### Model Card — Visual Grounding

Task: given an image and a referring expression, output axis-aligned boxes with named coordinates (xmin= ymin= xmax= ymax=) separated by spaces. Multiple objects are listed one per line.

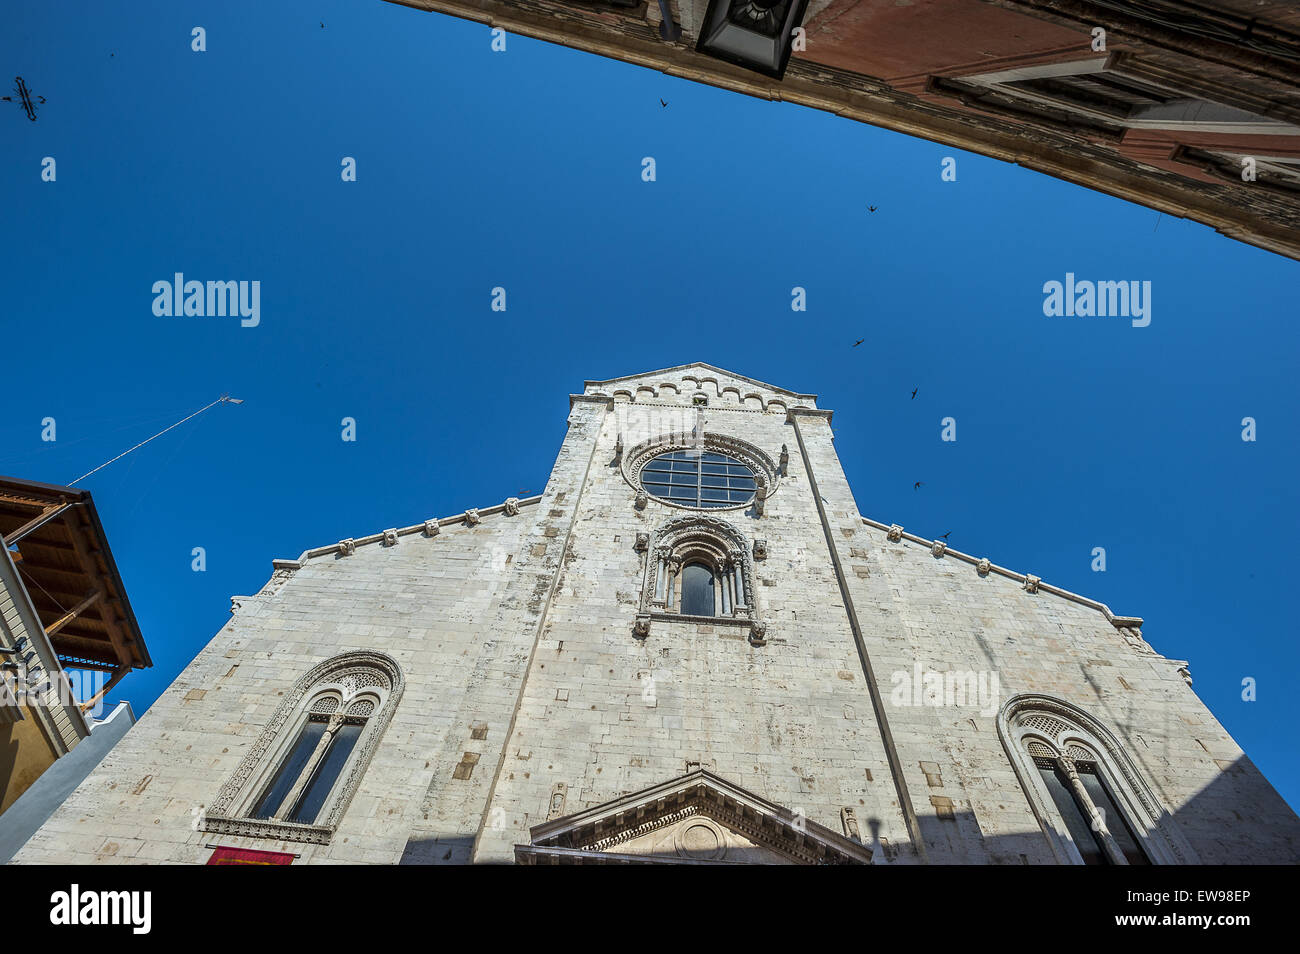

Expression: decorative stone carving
xmin=338 ymin=538 xmax=356 ymax=556
xmin=1116 ymin=626 xmax=1157 ymax=657
xmin=623 ymin=432 xmax=779 ymax=513
xmin=464 ymin=508 xmax=481 ymax=526
xmin=203 ymin=651 xmax=405 ymax=845
xmin=517 ymin=771 xmax=873 ymax=866
xmin=1177 ymin=665 xmax=1193 ymax=686
xmin=547 ymin=782 xmax=568 ymax=821
xmin=752 ymin=539 xmax=768 ymax=560
xmin=424 ymin=518 xmax=440 ymax=537
xmin=1023 ymin=575 xmax=1041 ymax=594
xmin=634 ymin=490 xmax=648 ymax=510
xmin=504 ymin=497 xmax=521 ymax=516
xmin=976 ymin=558 xmax=990 ymax=576
xmin=634 ymin=532 xmax=649 ymax=552
xmin=633 ymin=614 xmax=651 ymax=639
xmin=778 ymin=444 xmax=789 ymax=475
xmin=887 ymin=525 xmax=903 ymax=543
xmin=999 ymin=693 xmax=1195 ymax=865
xmin=614 ymin=433 xmax=624 ymax=463
xmin=382 ymin=528 xmax=399 ymax=547
xmin=748 ymin=620 xmax=768 ymax=646
xmin=931 ymin=540 xmax=946 ymax=558
xmin=841 ymin=806 xmax=862 ymax=842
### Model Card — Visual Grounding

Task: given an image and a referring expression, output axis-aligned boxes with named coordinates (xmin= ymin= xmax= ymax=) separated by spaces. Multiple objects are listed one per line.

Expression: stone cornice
xmin=786 ymin=406 xmax=833 ymax=424
xmin=265 ymin=495 xmax=543 ymax=571
xmin=861 ymin=516 xmax=1161 ymax=658
xmin=569 ymin=392 xmax=614 ymax=409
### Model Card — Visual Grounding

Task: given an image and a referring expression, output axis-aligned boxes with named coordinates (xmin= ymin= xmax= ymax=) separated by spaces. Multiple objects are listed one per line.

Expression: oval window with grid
xmin=640 ymin=450 xmax=757 ymax=509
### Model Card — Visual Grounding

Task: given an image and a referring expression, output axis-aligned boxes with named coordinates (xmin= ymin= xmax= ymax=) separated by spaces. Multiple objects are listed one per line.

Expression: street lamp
xmin=695 ymin=0 xmax=811 ymax=79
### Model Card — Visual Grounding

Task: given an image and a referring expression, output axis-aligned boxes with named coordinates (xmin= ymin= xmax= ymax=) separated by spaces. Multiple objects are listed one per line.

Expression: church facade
xmin=13 ymin=364 xmax=1300 ymax=864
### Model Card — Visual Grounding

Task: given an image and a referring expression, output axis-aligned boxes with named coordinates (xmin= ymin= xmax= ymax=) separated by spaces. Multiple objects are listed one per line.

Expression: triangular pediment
xmin=514 ymin=770 xmax=872 ymax=865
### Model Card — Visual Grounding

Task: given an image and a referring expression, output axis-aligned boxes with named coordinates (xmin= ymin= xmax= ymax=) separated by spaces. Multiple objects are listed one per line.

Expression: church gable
xmin=584 ymin=363 xmax=818 ymax=412
xmin=514 ymin=771 xmax=873 ymax=865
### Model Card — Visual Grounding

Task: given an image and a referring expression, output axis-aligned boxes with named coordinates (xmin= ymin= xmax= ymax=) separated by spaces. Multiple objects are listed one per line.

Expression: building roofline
xmin=585 ymin=363 xmax=818 ymax=402
xmin=859 ymin=516 xmax=1187 ymax=671
xmin=267 ymin=495 xmax=544 ymax=570
xmin=0 ymin=475 xmax=151 ymax=671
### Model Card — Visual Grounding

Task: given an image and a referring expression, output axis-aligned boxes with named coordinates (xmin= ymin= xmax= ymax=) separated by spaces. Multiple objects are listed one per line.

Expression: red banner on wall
xmin=206 ymin=846 xmax=295 ymax=865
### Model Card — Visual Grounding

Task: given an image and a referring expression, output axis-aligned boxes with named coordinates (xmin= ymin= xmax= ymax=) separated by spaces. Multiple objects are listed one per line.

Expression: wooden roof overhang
xmin=0 ymin=476 xmax=151 ymax=674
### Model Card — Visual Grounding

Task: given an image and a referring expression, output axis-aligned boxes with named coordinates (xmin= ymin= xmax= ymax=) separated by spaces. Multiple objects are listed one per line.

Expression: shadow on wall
xmin=914 ymin=753 xmax=1300 ymax=865
xmin=395 ymin=753 xmax=1300 ymax=865
xmin=0 ymin=724 xmax=20 ymax=810
xmin=399 ymin=832 xmax=476 ymax=865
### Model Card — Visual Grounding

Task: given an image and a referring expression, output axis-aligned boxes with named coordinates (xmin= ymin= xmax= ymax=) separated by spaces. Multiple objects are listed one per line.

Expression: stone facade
xmin=13 ymin=363 xmax=1300 ymax=864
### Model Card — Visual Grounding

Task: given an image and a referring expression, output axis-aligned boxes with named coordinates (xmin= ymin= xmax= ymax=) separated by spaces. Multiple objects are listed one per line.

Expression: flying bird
xmin=868 ymin=205 xmax=877 ymax=212
xmin=852 ymin=338 xmax=864 ymax=348
xmin=321 ymin=22 xmax=325 ymax=28
xmin=910 ymin=388 xmax=917 ymax=400
xmin=660 ymin=98 xmax=667 ymax=108
xmin=914 ymin=482 xmax=923 ymax=491
xmin=940 ymin=531 xmax=951 ymax=540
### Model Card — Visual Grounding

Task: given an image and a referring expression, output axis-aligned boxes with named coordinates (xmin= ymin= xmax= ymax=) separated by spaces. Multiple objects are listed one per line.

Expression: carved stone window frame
xmin=201 ymin=650 xmax=404 ymax=845
xmin=997 ymin=693 xmax=1196 ymax=865
xmin=638 ymin=514 xmax=766 ymax=644
xmin=623 ymin=432 xmax=779 ymax=514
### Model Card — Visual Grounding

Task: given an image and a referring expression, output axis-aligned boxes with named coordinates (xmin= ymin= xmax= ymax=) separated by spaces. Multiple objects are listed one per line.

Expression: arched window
xmin=679 ymin=562 xmax=716 ymax=616
xmin=998 ymin=694 xmax=1195 ymax=865
xmin=649 ymin=520 xmax=750 ymax=620
xmin=249 ymin=694 xmax=374 ymax=824
xmin=1029 ymin=741 xmax=1149 ymax=865
xmin=636 ymin=513 xmax=772 ymax=651
xmin=202 ymin=651 xmax=403 ymax=844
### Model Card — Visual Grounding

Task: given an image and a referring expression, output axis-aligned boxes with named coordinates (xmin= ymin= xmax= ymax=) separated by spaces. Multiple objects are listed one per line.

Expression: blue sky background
xmin=3 ymin=1 xmax=1297 ymax=811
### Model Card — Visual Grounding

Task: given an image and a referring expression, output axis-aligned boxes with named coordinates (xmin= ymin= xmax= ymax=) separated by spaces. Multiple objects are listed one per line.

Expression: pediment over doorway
xmin=514 ymin=770 xmax=872 ymax=865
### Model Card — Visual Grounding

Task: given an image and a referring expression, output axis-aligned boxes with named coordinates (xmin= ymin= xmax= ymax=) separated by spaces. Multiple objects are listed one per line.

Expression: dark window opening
xmin=680 ymin=562 xmax=716 ymax=617
xmin=252 ymin=719 xmax=327 ymax=820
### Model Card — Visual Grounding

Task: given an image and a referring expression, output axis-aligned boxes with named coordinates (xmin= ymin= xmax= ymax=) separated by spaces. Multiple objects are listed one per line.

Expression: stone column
xmin=666 ymin=557 xmax=681 ymax=613
xmin=652 ymin=549 xmax=668 ymax=605
xmin=1058 ymin=756 xmax=1128 ymax=865
xmin=730 ymin=552 xmax=747 ymax=614
xmin=274 ymin=712 xmax=346 ymax=823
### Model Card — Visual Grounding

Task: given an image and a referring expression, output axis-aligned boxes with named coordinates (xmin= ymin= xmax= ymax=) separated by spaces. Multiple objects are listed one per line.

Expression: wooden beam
xmin=1 ymin=501 xmax=75 ymax=545
xmin=79 ymin=666 xmax=129 ymax=713
xmin=44 ymin=589 xmax=104 ymax=639
xmin=61 ymin=512 xmax=134 ymax=669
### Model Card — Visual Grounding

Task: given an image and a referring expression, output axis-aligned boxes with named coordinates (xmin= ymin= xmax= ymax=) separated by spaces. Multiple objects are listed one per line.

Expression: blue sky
xmin=3 ymin=0 xmax=1297 ymax=812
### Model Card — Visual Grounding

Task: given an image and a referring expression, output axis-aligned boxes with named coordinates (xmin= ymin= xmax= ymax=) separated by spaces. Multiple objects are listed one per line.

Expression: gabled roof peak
xmin=584 ymin=362 xmax=817 ymax=403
